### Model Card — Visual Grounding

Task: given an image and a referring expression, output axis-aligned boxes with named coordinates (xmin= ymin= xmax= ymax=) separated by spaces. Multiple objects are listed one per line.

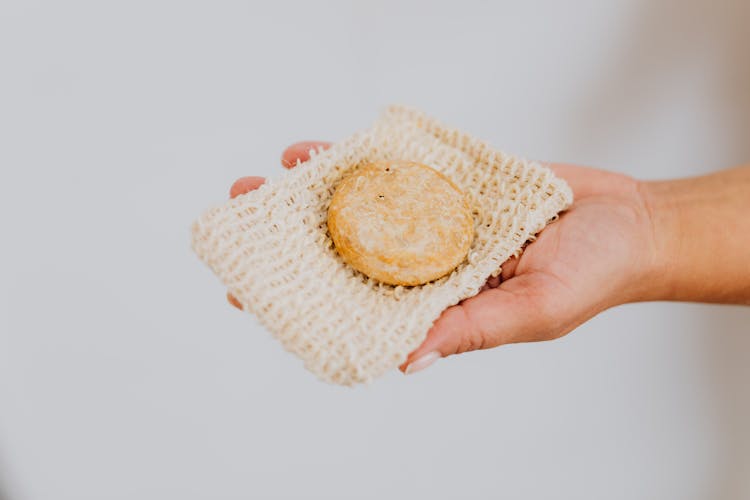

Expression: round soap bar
xmin=327 ymin=161 xmax=474 ymax=286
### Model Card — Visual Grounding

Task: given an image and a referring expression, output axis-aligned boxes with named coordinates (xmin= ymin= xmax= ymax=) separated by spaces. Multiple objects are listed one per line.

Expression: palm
xmin=227 ymin=144 xmax=655 ymax=367
xmin=508 ymin=177 xmax=651 ymax=335
xmin=407 ymin=164 xmax=655 ymax=360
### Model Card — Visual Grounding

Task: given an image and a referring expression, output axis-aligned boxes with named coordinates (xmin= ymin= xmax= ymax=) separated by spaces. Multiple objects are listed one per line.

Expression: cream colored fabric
xmin=191 ymin=106 xmax=573 ymax=385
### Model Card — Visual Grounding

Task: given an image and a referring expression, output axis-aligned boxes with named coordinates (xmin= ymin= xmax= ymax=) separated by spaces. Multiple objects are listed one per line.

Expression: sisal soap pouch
xmin=191 ymin=106 xmax=573 ymax=385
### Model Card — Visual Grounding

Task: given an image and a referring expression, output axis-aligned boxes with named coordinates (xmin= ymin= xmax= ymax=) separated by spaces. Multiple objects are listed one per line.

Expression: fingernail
xmin=227 ymin=292 xmax=243 ymax=310
xmin=404 ymin=351 xmax=440 ymax=375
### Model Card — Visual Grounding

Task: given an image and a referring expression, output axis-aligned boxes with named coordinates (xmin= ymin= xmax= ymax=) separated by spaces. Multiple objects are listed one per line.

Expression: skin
xmin=227 ymin=142 xmax=750 ymax=374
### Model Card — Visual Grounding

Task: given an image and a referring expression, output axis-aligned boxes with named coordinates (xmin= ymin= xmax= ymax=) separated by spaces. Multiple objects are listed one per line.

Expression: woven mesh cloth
xmin=191 ymin=106 xmax=573 ymax=385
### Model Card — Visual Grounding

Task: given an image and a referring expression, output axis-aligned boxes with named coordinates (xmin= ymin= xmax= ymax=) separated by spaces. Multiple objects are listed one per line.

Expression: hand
xmin=229 ymin=142 xmax=748 ymax=373
xmin=400 ymin=163 xmax=660 ymax=372
xmin=402 ymin=162 xmax=750 ymax=373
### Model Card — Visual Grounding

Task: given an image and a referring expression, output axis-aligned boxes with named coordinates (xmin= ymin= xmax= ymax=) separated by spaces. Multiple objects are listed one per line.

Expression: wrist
xmin=634 ymin=178 xmax=683 ymax=302
xmin=635 ymin=167 xmax=750 ymax=305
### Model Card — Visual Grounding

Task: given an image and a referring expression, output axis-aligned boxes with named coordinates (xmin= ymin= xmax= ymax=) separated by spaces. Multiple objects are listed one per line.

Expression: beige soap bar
xmin=327 ymin=161 xmax=474 ymax=286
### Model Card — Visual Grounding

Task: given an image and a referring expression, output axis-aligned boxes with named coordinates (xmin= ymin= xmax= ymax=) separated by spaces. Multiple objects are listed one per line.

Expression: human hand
xmin=226 ymin=143 xmax=750 ymax=375
xmin=399 ymin=163 xmax=660 ymax=373
xmin=225 ymin=143 xmax=659 ymax=374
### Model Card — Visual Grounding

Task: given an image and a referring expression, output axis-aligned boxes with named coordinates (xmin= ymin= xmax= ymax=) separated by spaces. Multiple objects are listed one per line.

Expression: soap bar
xmin=327 ymin=161 xmax=474 ymax=286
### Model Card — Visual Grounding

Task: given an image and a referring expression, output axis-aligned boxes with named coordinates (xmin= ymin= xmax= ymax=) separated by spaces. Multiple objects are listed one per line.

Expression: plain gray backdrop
xmin=1 ymin=1 xmax=748 ymax=499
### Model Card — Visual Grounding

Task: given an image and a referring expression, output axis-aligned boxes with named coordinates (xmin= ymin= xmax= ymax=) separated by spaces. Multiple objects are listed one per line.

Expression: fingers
xmin=400 ymin=274 xmax=565 ymax=373
xmin=546 ymin=162 xmax=636 ymax=199
xmin=229 ymin=176 xmax=266 ymax=199
xmin=500 ymin=256 xmax=520 ymax=281
xmin=226 ymin=142 xmax=331 ymax=311
xmin=232 ymin=142 xmax=331 ymax=199
xmin=545 ymin=162 xmax=598 ymax=198
xmin=230 ymin=142 xmax=331 ymax=200
xmin=281 ymin=141 xmax=332 ymax=168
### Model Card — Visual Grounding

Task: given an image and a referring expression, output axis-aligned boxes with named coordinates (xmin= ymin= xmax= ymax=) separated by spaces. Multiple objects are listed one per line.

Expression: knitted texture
xmin=191 ymin=106 xmax=573 ymax=385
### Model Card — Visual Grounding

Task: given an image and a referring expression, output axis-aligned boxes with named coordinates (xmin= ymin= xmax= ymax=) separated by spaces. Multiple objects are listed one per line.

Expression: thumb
xmin=400 ymin=274 xmax=561 ymax=374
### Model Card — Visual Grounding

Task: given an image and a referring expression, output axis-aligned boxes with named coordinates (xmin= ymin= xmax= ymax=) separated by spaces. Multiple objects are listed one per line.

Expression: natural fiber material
xmin=191 ymin=106 xmax=573 ymax=385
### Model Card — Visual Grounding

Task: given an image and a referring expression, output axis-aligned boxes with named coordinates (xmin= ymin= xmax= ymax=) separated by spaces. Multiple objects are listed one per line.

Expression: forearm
xmin=641 ymin=165 xmax=750 ymax=305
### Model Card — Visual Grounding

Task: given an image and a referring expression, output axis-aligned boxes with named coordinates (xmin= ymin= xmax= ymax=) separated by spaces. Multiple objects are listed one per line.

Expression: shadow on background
xmin=568 ymin=0 xmax=750 ymax=170
xmin=701 ymin=306 xmax=750 ymax=499
xmin=569 ymin=0 xmax=750 ymax=497
xmin=711 ymin=5 xmax=750 ymax=496
xmin=0 ymin=472 xmax=11 ymax=500
xmin=715 ymin=0 xmax=750 ymax=164
xmin=0 ymin=450 xmax=13 ymax=500
xmin=701 ymin=7 xmax=750 ymax=497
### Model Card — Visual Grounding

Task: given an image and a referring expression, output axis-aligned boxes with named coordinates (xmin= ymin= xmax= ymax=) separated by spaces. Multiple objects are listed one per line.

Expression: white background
xmin=1 ymin=1 xmax=749 ymax=499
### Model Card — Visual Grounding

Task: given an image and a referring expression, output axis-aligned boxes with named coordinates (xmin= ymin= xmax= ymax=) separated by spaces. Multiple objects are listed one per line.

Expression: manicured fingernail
xmin=227 ymin=292 xmax=243 ymax=310
xmin=404 ymin=351 xmax=440 ymax=375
